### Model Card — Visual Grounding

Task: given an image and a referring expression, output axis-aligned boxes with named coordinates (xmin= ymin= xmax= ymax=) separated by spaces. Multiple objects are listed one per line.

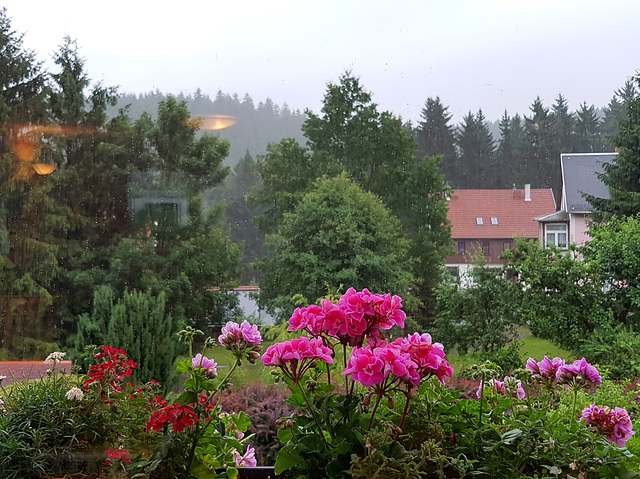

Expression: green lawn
xmin=445 ymin=326 xmax=573 ymax=377
xmin=518 ymin=329 xmax=574 ymax=362
xmin=186 ymin=326 xmax=574 ymax=385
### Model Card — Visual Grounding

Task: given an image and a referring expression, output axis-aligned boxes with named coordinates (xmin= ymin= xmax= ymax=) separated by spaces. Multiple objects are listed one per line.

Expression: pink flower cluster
xmin=527 ymin=356 xmax=601 ymax=390
xmin=476 ymin=377 xmax=526 ymax=400
xmin=557 ymin=357 xmax=602 ymax=388
xmin=261 ymin=336 xmax=334 ymax=382
xmin=192 ymin=353 xmax=218 ymax=379
xmin=580 ymin=403 xmax=635 ymax=447
xmin=526 ymin=356 xmax=565 ymax=381
xmin=342 ymin=333 xmax=453 ymax=390
xmin=233 ymin=445 xmax=257 ymax=467
xmin=218 ymin=321 xmax=263 ymax=363
xmin=288 ymin=288 xmax=406 ymax=347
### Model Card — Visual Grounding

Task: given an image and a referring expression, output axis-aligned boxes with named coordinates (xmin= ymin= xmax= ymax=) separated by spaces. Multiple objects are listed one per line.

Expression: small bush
xmin=219 ymin=382 xmax=295 ymax=465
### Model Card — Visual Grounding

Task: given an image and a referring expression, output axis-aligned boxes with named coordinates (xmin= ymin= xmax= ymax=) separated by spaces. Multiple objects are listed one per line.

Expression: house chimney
xmin=524 ymin=184 xmax=531 ymax=202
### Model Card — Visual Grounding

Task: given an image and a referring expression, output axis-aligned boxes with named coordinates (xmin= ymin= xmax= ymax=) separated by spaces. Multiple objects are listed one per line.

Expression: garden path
xmin=0 ymin=361 xmax=72 ymax=386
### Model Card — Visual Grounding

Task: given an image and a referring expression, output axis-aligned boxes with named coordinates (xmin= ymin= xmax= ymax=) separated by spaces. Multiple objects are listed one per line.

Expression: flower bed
xmin=1 ymin=288 xmax=639 ymax=478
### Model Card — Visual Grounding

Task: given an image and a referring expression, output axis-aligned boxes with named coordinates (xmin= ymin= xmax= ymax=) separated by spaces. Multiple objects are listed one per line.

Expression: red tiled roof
xmin=447 ymin=188 xmax=556 ymax=239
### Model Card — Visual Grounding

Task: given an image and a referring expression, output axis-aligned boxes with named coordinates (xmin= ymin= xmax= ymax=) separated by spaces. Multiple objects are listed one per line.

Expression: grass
xmin=518 ymin=329 xmax=574 ymax=362
xmin=446 ymin=325 xmax=574 ymax=377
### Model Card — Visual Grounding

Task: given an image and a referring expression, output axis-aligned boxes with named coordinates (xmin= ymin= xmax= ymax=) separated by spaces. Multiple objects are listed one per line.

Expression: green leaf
xmin=173 ymin=390 xmax=198 ymax=405
xmin=176 ymin=360 xmax=190 ymax=373
xmin=277 ymin=426 xmax=293 ymax=443
xmin=501 ymin=428 xmax=523 ymax=445
xmin=232 ymin=411 xmax=252 ymax=432
xmin=275 ymin=444 xmax=303 ymax=475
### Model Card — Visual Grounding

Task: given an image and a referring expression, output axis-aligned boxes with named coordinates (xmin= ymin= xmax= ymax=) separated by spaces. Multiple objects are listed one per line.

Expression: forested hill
xmin=107 ymin=89 xmax=307 ymax=165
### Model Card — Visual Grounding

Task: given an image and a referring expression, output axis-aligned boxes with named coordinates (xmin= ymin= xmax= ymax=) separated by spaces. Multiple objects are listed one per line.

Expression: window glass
xmin=476 ymin=217 xmax=484 ymax=226
xmin=546 ymin=224 xmax=568 ymax=248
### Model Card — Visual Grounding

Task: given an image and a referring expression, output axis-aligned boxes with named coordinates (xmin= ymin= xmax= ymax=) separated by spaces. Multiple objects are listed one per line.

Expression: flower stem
xmin=185 ymin=358 xmax=241 ymax=477
xmin=296 ymin=380 xmax=330 ymax=449
xmin=343 ymin=343 xmax=349 ymax=394
xmin=368 ymin=392 xmax=383 ymax=432
xmin=478 ymin=377 xmax=484 ymax=429
xmin=398 ymin=393 xmax=411 ymax=432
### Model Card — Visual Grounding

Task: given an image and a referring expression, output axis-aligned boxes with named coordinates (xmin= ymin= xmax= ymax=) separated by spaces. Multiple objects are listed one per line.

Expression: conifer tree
xmin=586 ymin=74 xmax=640 ymax=218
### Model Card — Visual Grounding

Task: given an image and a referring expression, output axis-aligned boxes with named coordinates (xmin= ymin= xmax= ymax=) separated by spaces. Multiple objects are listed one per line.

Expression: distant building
xmin=446 ymin=185 xmax=556 ymax=282
xmin=536 ymin=153 xmax=616 ymax=248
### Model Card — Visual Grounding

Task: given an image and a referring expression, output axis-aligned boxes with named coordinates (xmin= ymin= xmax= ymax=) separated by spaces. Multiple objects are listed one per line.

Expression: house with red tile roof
xmin=446 ymin=185 xmax=556 ymax=281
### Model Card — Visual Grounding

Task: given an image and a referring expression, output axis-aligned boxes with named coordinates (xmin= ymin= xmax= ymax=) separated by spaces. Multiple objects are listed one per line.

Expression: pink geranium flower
xmin=581 ymin=403 xmax=635 ymax=447
xmin=218 ymin=321 xmax=262 ymax=363
xmin=477 ymin=377 xmax=526 ymax=400
xmin=526 ymin=356 xmax=565 ymax=381
xmin=233 ymin=445 xmax=257 ymax=467
xmin=343 ymin=342 xmax=423 ymax=389
xmin=377 ymin=293 xmax=406 ymax=330
xmin=261 ymin=336 xmax=333 ymax=382
xmin=393 ymin=333 xmax=454 ymax=384
xmin=288 ymin=304 xmax=326 ymax=337
xmin=191 ymin=354 xmax=218 ymax=378
xmin=219 ymin=321 xmax=262 ymax=347
xmin=342 ymin=347 xmax=386 ymax=387
xmin=556 ymin=357 xmax=602 ymax=389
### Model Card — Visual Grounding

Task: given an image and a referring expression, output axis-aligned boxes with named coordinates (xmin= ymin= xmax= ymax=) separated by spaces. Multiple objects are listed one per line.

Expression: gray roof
xmin=561 ymin=153 xmax=616 ymax=213
xmin=536 ymin=210 xmax=569 ymax=222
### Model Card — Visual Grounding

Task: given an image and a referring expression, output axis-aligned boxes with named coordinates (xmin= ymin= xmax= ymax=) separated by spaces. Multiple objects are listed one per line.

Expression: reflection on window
xmin=458 ymin=241 xmax=466 ymax=254
xmin=546 ymin=224 xmax=568 ymax=249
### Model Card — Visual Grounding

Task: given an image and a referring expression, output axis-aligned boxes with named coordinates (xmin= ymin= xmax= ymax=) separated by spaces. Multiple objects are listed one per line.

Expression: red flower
xmin=83 ymin=346 xmax=137 ymax=392
xmin=146 ymin=404 xmax=199 ymax=433
xmin=104 ymin=448 xmax=131 ymax=466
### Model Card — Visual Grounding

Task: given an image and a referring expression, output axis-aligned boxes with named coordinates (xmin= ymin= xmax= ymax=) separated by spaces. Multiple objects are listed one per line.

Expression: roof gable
xmin=561 ymin=153 xmax=615 ymax=213
xmin=448 ymin=188 xmax=556 ymax=239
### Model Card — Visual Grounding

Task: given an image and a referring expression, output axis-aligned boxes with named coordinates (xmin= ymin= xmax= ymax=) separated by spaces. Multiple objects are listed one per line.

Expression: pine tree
xmin=586 ymin=74 xmax=640 ymax=218
xmin=575 ymin=102 xmax=602 ymax=152
xmin=496 ymin=111 xmax=527 ymax=188
xmin=601 ymin=79 xmax=638 ymax=144
xmin=524 ymin=97 xmax=554 ymax=188
xmin=456 ymin=109 xmax=495 ymax=188
xmin=416 ymin=97 xmax=458 ymax=184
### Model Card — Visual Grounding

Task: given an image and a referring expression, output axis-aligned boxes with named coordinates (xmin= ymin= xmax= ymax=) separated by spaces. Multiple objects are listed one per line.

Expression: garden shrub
xmin=219 ymin=382 xmax=295 ymax=465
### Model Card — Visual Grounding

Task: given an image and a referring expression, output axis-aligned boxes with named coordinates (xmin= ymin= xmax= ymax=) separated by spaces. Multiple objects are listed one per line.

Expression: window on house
xmin=491 ymin=217 xmax=498 ymax=225
xmin=458 ymin=241 xmax=466 ymax=254
xmin=482 ymin=241 xmax=490 ymax=255
xmin=546 ymin=224 xmax=568 ymax=249
xmin=446 ymin=266 xmax=459 ymax=278
xmin=503 ymin=241 xmax=511 ymax=252
xmin=476 ymin=217 xmax=484 ymax=226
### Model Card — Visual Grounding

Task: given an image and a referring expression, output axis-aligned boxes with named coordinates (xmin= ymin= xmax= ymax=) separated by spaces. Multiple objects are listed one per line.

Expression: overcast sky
xmin=4 ymin=0 xmax=639 ymax=123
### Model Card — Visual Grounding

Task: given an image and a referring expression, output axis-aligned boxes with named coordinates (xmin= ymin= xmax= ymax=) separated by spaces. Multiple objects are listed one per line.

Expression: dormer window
xmin=491 ymin=217 xmax=498 ymax=226
xmin=476 ymin=217 xmax=484 ymax=226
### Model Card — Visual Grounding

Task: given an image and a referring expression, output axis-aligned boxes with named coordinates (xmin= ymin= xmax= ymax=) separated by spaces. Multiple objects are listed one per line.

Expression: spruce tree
xmin=586 ymin=74 xmax=640 ymax=218
xmin=416 ymin=97 xmax=458 ymax=184
xmin=575 ymin=102 xmax=602 ymax=152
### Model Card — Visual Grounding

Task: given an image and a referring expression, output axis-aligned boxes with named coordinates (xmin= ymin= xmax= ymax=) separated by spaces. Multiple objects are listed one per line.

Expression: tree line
xmin=413 ymin=85 xmax=635 ymax=196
